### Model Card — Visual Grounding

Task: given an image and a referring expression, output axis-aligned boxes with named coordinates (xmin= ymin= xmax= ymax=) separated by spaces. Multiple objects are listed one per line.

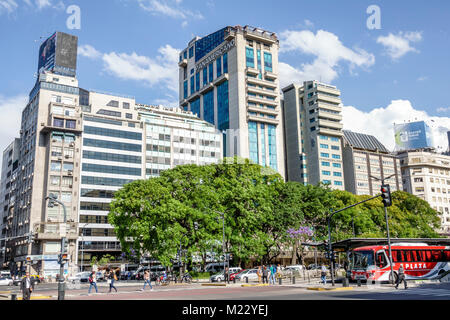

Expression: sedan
xmin=0 ymin=277 xmax=13 ymax=286
xmin=210 ymin=272 xmax=225 ymax=282
xmin=68 ymin=272 xmax=90 ymax=283
xmin=235 ymin=269 xmax=259 ymax=282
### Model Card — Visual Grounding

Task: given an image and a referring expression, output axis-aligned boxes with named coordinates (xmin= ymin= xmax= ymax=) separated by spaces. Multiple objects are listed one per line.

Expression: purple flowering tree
xmin=287 ymin=226 xmax=314 ymax=265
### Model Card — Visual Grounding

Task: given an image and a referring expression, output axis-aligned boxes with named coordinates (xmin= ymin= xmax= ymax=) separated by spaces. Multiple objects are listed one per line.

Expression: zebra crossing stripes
xmin=389 ymin=288 xmax=450 ymax=298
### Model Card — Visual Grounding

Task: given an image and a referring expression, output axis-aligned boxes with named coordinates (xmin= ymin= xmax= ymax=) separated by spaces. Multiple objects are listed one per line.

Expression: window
xmin=51 ymin=161 xmax=61 ymax=172
xmin=64 ymin=148 xmax=74 ymax=158
xmin=202 ymin=68 xmax=208 ymax=86
xmin=82 ymin=163 xmax=141 ymax=176
xmin=323 ymin=180 xmax=331 ymax=185
xmin=83 ymin=151 xmax=141 ymax=164
xmin=268 ymin=125 xmax=277 ymax=171
xmin=65 ymin=120 xmax=76 ymax=129
xmin=334 ymin=181 xmax=343 ymax=186
xmin=50 ymin=176 xmax=60 ymax=186
xmin=208 ymin=63 xmax=214 ymax=82
xmin=96 ymin=109 xmax=121 ymax=117
xmin=61 ymin=192 xmax=72 ymax=203
xmin=53 ymin=118 xmax=64 ymax=128
xmin=331 ymin=146 xmax=340 ymax=150
xmin=106 ymin=100 xmax=119 ymax=108
xmin=217 ymin=81 xmax=229 ymax=131
xmin=183 ymin=81 xmax=188 ymax=99
xmin=203 ymin=89 xmax=215 ymax=125
xmin=333 ymin=172 xmax=342 ymax=177
xmin=331 ymin=137 xmax=340 ymax=142
xmin=246 ymin=47 xmax=255 ymax=68
xmin=126 ymin=113 xmax=133 ymax=119
xmin=216 ymin=57 xmax=222 ymax=78
xmin=320 ymin=144 xmax=329 ymax=149
xmin=333 ymin=163 xmax=341 ymax=168
xmin=264 ymin=52 xmax=272 ymax=72
xmin=248 ymin=122 xmax=258 ymax=164
xmin=81 ymin=176 xmax=134 ymax=187
xmin=190 ymin=98 xmax=200 ymax=118
xmin=189 ymin=46 xmax=194 ymax=58
xmin=84 ymin=126 xmax=142 ymax=140
xmin=223 ymin=53 xmax=228 ymax=74
xmin=332 ymin=154 xmax=341 ymax=160
xmin=322 ymin=171 xmax=331 ymax=176
xmin=322 ymin=161 xmax=330 ymax=167
xmin=123 ymin=102 xmax=130 ymax=109
xmin=190 ymin=76 xmax=195 ymax=95
xmin=195 ymin=72 xmax=200 ymax=91
xmin=320 ymin=153 xmax=330 ymax=158
xmin=63 ymin=163 xmax=74 ymax=172
xmin=319 ymin=135 xmax=328 ymax=140
xmin=84 ymin=138 xmax=142 ymax=152
xmin=52 ymin=147 xmax=62 ymax=157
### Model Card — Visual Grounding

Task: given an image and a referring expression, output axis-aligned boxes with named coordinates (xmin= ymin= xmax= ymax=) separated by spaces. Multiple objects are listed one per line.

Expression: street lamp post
xmin=80 ymin=223 xmax=89 ymax=272
xmin=214 ymin=211 xmax=227 ymax=283
xmin=369 ymin=173 xmax=396 ymax=285
xmin=46 ymin=195 xmax=67 ymax=300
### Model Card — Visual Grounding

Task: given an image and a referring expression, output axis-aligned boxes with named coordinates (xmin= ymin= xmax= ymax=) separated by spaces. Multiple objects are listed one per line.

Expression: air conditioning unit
xmin=69 ymin=143 xmax=75 ymax=147
xmin=68 ymin=171 xmax=73 ymax=176
xmin=68 ymin=185 xmax=73 ymax=189
xmin=52 ymin=139 xmax=57 ymax=142
xmin=41 ymin=123 xmax=45 ymax=127
xmin=58 ymin=157 xmax=62 ymax=160
xmin=65 ymin=155 xmax=70 ymax=159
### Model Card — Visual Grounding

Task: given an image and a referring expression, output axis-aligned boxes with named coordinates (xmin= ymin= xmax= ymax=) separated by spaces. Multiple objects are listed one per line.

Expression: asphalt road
xmin=2 ymin=281 xmax=449 ymax=300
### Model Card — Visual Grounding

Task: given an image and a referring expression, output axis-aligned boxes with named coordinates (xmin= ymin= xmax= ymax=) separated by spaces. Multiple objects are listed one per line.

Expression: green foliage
xmin=108 ymin=157 xmax=443 ymax=266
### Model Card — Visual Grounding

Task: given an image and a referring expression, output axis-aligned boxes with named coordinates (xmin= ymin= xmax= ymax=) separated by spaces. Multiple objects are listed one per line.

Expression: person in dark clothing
xmin=262 ymin=265 xmax=268 ymax=284
xmin=20 ymin=272 xmax=35 ymax=300
xmin=108 ymin=270 xmax=118 ymax=293
xmin=395 ymin=265 xmax=408 ymax=289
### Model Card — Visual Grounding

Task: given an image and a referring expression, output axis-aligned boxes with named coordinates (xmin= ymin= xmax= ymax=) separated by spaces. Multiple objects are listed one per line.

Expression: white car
xmin=68 ymin=272 xmax=90 ymax=283
xmin=0 ymin=277 xmax=13 ymax=286
xmin=235 ymin=269 xmax=259 ymax=282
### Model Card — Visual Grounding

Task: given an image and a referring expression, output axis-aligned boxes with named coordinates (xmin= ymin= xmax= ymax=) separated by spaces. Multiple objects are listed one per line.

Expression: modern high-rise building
xmin=342 ymin=130 xmax=402 ymax=196
xmin=398 ymin=149 xmax=450 ymax=236
xmin=282 ymin=81 xmax=345 ymax=190
xmin=178 ymin=26 xmax=285 ymax=176
xmin=0 ymin=139 xmax=20 ymax=268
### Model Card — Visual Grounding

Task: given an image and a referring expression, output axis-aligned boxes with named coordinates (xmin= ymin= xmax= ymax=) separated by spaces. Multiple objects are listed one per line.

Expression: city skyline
xmin=0 ymin=0 xmax=450 ymax=159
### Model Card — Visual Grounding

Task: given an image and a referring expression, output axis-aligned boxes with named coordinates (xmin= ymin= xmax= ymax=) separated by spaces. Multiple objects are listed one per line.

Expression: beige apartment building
xmin=342 ymin=130 xmax=402 ymax=196
xmin=398 ymin=149 xmax=450 ymax=236
xmin=282 ymin=81 xmax=345 ymax=190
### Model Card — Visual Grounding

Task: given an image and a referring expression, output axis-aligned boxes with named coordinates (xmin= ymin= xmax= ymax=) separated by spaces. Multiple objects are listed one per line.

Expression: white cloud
xmin=279 ymin=29 xmax=375 ymax=88
xmin=0 ymin=0 xmax=18 ymax=14
xmin=78 ymin=44 xmax=102 ymax=60
xmin=0 ymin=94 xmax=27 ymax=159
xmin=437 ymin=107 xmax=450 ymax=113
xmin=35 ymin=0 xmax=51 ymax=9
xmin=343 ymin=100 xmax=450 ymax=152
xmin=377 ymin=31 xmax=423 ymax=60
xmin=137 ymin=0 xmax=203 ymax=20
xmin=78 ymin=44 xmax=180 ymax=94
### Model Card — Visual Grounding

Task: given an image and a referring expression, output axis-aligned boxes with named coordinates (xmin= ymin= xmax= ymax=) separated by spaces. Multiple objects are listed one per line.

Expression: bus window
xmin=404 ymin=250 xmax=412 ymax=262
xmin=425 ymin=250 xmax=432 ymax=262
xmin=392 ymin=250 xmax=402 ymax=262
xmin=411 ymin=251 xmax=417 ymax=261
xmin=431 ymin=250 xmax=442 ymax=261
xmin=445 ymin=250 xmax=450 ymax=262
xmin=415 ymin=250 xmax=423 ymax=262
xmin=376 ymin=252 xmax=387 ymax=268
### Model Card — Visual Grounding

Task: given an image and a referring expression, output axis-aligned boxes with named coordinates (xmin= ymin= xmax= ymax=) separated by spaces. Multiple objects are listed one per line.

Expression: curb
xmin=201 ymin=283 xmax=227 ymax=287
xmin=17 ymin=295 xmax=53 ymax=300
xmin=241 ymin=284 xmax=270 ymax=288
xmin=307 ymin=287 xmax=354 ymax=291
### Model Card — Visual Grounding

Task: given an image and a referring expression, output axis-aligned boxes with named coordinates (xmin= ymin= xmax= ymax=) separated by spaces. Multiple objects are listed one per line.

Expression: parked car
xmin=12 ymin=274 xmax=41 ymax=286
xmin=283 ymin=266 xmax=303 ymax=276
xmin=307 ymin=264 xmax=321 ymax=270
xmin=235 ymin=269 xmax=259 ymax=282
xmin=205 ymin=263 xmax=227 ymax=274
xmin=68 ymin=272 xmax=90 ymax=283
xmin=230 ymin=269 xmax=246 ymax=281
xmin=0 ymin=277 xmax=13 ymax=286
xmin=96 ymin=272 xmax=105 ymax=282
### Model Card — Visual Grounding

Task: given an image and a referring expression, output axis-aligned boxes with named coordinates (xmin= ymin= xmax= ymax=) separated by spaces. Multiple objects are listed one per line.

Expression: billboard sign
xmin=394 ymin=121 xmax=433 ymax=151
xmin=38 ymin=32 xmax=78 ymax=76
xmin=38 ymin=32 xmax=57 ymax=73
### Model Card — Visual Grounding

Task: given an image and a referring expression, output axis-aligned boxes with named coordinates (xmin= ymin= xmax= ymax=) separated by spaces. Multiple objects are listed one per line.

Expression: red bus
xmin=349 ymin=243 xmax=450 ymax=282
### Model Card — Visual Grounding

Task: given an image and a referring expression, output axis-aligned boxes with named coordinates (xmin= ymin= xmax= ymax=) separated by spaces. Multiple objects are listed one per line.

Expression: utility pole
xmin=46 ymin=194 xmax=68 ymax=300
xmin=370 ymin=174 xmax=396 ymax=285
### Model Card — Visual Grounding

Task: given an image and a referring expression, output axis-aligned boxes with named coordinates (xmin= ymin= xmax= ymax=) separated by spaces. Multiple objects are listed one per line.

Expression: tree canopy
xmin=108 ymin=158 xmax=442 ymax=267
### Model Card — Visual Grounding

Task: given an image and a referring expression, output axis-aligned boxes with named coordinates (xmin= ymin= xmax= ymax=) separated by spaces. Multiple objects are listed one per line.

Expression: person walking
xmin=395 ymin=265 xmax=408 ymax=290
xmin=142 ymin=270 xmax=153 ymax=291
xmin=88 ymin=271 xmax=98 ymax=294
xmin=321 ymin=265 xmax=327 ymax=285
xmin=262 ymin=265 xmax=268 ymax=284
xmin=108 ymin=270 xmax=118 ymax=293
xmin=21 ymin=272 xmax=34 ymax=300
xmin=257 ymin=266 xmax=262 ymax=284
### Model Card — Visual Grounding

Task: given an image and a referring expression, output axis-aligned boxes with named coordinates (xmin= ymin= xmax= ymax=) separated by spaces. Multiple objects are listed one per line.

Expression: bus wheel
xmin=389 ymin=272 xmax=398 ymax=284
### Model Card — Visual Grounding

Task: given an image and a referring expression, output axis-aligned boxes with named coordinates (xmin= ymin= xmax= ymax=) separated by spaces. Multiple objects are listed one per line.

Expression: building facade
xmin=0 ymin=139 xmax=20 ymax=268
xmin=282 ymin=81 xmax=345 ymax=190
xmin=179 ymin=26 xmax=285 ymax=176
xmin=398 ymin=149 xmax=450 ymax=236
xmin=342 ymin=130 xmax=402 ymax=196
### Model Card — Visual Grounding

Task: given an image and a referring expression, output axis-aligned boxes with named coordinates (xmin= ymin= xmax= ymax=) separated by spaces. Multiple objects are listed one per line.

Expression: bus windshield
xmin=352 ymin=250 xmax=374 ymax=268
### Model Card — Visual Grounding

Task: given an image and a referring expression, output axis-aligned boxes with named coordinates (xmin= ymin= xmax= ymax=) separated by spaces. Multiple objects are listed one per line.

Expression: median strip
xmin=241 ymin=284 xmax=270 ymax=287
xmin=307 ymin=287 xmax=354 ymax=291
xmin=201 ymin=283 xmax=227 ymax=287
xmin=17 ymin=295 xmax=53 ymax=300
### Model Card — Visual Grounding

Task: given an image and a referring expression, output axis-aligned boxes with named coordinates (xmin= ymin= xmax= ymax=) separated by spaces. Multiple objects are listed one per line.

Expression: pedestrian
xmin=321 ymin=265 xmax=327 ymax=285
xmin=21 ymin=272 xmax=34 ymax=300
xmin=108 ymin=270 xmax=117 ymax=293
xmin=270 ymin=265 xmax=276 ymax=284
xmin=142 ymin=270 xmax=153 ymax=291
xmin=88 ymin=271 xmax=98 ymax=294
xmin=262 ymin=265 xmax=268 ymax=284
xmin=395 ymin=264 xmax=408 ymax=290
xmin=224 ymin=267 xmax=229 ymax=283
xmin=276 ymin=264 xmax=282 ymax=282
xmin=257 ymin=266 xmax=262 ymax=283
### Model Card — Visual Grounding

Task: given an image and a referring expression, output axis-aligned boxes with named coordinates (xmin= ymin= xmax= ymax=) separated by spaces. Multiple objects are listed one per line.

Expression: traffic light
xmin=58 ymin=253 xmax=69 ymax=264
xmin=381 ymin=184 xmax=392 ymax=207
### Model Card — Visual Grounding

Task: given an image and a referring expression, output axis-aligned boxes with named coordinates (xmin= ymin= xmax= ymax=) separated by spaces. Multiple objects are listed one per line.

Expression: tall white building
xmin=282 ymin=81 xmax=345 ymax=190
xmin=398 ymin=149 xmax=450 ymax=236
xmin=179 ymin=26 xmax=285 ymax=177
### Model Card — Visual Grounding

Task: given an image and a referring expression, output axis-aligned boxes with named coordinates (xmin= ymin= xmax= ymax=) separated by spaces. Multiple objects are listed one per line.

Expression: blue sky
xmin=0 ymin=0 xmax=449 ymax=153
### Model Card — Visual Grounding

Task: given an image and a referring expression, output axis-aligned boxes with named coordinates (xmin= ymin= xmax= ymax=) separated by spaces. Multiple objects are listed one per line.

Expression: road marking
xmin=388 ymin=288 xmax=450 ymax=297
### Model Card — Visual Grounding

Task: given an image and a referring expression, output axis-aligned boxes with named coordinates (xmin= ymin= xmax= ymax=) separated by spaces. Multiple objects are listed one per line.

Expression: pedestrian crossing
xmin=388 ymin=287 xmax=450 ymax=298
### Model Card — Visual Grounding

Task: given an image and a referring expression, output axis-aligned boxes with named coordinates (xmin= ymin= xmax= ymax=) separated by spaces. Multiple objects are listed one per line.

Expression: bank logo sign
xmin=195 ymin=39 xmax=235 ymax=71
xmin=394 ymin=121 xmax=433 ymax=151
